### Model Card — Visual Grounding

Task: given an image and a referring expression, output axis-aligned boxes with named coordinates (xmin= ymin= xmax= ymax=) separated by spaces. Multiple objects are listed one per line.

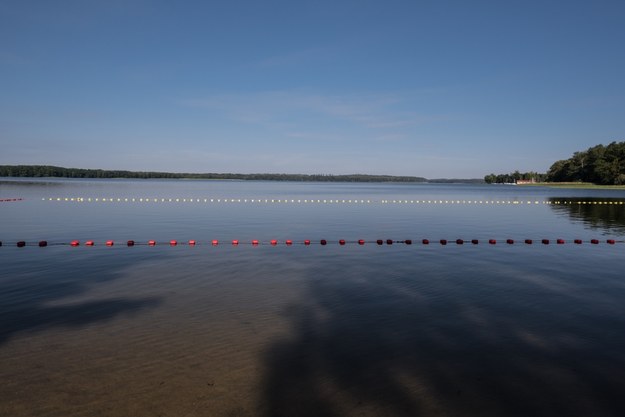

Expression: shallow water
xmin=1 ymin=179 xmax=625 ymax=416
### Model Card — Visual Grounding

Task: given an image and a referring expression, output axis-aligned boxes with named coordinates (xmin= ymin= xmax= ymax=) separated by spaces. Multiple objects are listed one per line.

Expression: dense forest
xmin=545 ymin=141 xmax=625 ymax=185
xmin=485 ymin=141 xmax=625 ymax=185
xmin=0 ymin=165 xmax=429 ymax=183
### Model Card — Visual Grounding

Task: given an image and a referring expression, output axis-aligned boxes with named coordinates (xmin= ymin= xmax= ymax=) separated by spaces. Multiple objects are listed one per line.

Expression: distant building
xmin=515 ymin=178 xmax=537 ymax=185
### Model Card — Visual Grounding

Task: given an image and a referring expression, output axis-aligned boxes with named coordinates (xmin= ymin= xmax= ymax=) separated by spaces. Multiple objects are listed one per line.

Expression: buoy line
xmin=3 ymin=238 xmax=622 ymax=248
xmin=40 ymin=197 xmax=625 ymax=205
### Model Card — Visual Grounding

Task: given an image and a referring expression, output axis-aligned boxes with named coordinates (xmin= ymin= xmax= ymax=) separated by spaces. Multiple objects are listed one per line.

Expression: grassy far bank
xmin=518 ymin=182 xmax=625 ymax=190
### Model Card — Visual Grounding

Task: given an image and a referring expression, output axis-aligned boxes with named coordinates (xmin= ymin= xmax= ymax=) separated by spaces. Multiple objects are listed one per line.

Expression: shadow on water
xmin=261 ymin=253 xmax=625 ymax=417
xmin=0 ymin=252 xmax=162 ymax=346
xmin=548 ymin=197 xmax=625 ymax=234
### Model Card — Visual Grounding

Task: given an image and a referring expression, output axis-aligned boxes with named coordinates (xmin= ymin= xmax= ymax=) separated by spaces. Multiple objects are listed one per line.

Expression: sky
xmin=1 ymin=0 xmax=625 ymax=178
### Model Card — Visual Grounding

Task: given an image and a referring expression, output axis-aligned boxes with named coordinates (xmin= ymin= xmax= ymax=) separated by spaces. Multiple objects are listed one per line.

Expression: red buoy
xmin=14 ymin=235 xmax=617 ymax=251
xmin=211 ymin=240 xmax=219 ymax=246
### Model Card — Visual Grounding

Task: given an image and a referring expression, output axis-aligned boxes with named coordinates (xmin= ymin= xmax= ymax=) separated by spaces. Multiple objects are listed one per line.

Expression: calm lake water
xmin=2 ymin=179 xmax=625 ymax=417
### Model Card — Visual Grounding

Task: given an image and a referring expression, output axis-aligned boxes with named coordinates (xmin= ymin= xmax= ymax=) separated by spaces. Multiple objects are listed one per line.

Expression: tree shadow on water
xmin=0 ymin=253 xmax=161 ymax=346
xmin=548 ymin=197 xmax=625 ymax=234
xmin=261 ymin=259 xmax=625 ymax=417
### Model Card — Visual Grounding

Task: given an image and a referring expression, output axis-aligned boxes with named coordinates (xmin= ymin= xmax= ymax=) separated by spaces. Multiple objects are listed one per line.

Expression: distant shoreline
xmin=0 ymin=165 xmax=484 ymax=184
xmin=518 ymin=182 xmax=625 ymax=190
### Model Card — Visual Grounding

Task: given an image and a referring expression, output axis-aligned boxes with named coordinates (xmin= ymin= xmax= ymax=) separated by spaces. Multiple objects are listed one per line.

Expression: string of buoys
xmin=2 ymin=238 xmax=622 ymax=248
xmin=3 ymin=196 xmax=624 ymax=205
xmin=40 ymin=197 xmax=625 ymax=205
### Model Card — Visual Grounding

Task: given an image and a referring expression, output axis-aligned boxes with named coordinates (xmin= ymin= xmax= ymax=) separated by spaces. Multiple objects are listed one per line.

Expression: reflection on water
xmin=0 ymin=252 xmax=162 ymax=345
xmin=2 ymin=180 xmax=625 ymax=416
xmin=548 ymin=197 xmax=625 ymax=234
xmin=262 ymin=250 xmax=625 ymax=417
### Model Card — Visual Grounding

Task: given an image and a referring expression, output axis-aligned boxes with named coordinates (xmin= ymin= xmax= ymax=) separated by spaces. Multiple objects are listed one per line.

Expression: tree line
xmin=484 ymin=141 xmax=625 ymax=185
xmin=545 ymin=141 xmax=625 ymax=185
xmin=483 ymin=171 xmax=546 ymax=184
xmin=0 ymin=165 xmax=428 ymax=183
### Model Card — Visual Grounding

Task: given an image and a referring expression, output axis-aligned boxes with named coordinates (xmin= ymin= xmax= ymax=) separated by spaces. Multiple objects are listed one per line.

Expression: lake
xmin=1 ymin=179 xmax=625 ymax=417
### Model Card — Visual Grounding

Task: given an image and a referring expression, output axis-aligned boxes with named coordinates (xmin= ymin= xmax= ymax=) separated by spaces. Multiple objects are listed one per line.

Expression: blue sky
xmin=1 ymin=0 xmax=624 ymax=178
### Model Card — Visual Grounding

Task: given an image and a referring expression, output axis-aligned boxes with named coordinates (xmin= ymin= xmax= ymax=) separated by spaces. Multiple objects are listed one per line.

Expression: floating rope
xmin=0 ymin=198 xmax=24 ymax=202
xmin=3 ymin=238 xmax=622 ymax=248
xmin=38 ymin=197 xmax=625 ymax=205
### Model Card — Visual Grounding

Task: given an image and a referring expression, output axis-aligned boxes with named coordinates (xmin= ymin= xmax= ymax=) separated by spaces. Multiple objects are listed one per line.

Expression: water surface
xmin=1 ymin=180 xmax=625 ymax=416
